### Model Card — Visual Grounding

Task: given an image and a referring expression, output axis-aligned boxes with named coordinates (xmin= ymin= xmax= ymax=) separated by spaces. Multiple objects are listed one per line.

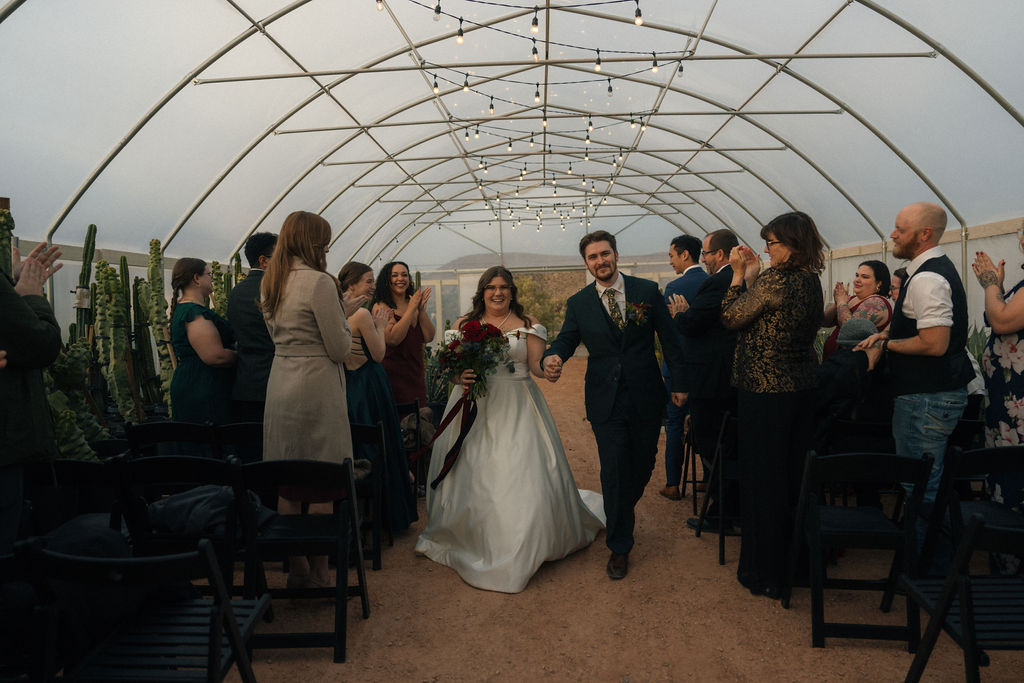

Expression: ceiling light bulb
xmin=581 ymin=176 xmax=586 ymax=186
xmin=483 ymin=163 xmax=488 ymax=174
xmin=507 ymin=138 xmax=513 ymax=152
xmin=478 ymin=158 xmax=483 ymax=168
xmin=630 ymin=114 xmax=636 ymax=129
xmin=433 ymin=2 xmax=441 ymax=21
xmin=607 ymin=78 xmax=613 ymax=97
xmin=542 ymin=109 xmax=548 ymax=127
xmin=594 ymin=49 xmax=602 ymax=72
xmin=432 ymin=75 xmax=439 ymax=94
xmin=530 ymin=7 xmax=539 ymax=34
xmin=464 ymin=129 xmax=469 ymax=142
xmin=585 ymin=133 xmax=591 ymax=145
xmin=474 ymin=127 xmax=479 ymax=139
xmin=376 ymin=1 xmax=384 ymax=11
xmin=532 ymin=38 xmax=539 ymax=62
xmin=634 ymin=1 xmax=643 ymax=25
xmin=651 ymin=53 xmax=658 ymax=73
xmin=529 ymin=135 xmax=535 ymax=148
xmin=456 ymin=18 xmax=464 ymax=43
xmin=568 ymin=163 xmax=573 ymax=175
xmin=618 ymin=149 xmax=624 ymax=161
xmin=641 ymin=119 xmax=647 ymax=131
xmin=584 ymin=151 xmax=589 ymax=161
xmin=489 ymin=97 xmax=494 ymax=115
xmin=534 ymin=84 xmax=540 ymax=103
xmin=588 ymin=116 xmax=594 ymax=132
xmin=515 ymin=187 xmax=519 ymax=196
xmin=463 ymin=75 xmax=469 ymax=92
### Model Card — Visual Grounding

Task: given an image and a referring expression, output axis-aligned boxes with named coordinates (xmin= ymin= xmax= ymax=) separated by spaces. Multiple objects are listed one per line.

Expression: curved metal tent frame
xmin=1 ymin=0 xmax=1021 ymax=271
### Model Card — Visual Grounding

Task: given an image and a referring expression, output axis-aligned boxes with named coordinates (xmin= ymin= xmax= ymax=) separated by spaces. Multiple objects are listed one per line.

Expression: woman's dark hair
xmin=170 ymin=257 xmax=207 ymax=316
xmin=338 ymin=261 xmax=373 ymax=292
xmin=461 ymin=266 xmax=532 ymax=328
xmin=371 ymin=261 xmax=415 ymax=309
xmin=858 ymin=259 xmax=891 ymax=297
xmin=760 ymin=211 xmax=825 ymax=273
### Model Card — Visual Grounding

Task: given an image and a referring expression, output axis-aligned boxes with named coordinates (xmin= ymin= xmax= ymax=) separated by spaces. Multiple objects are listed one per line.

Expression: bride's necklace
xmin=483 ymin=310 xmax=513 ymax=331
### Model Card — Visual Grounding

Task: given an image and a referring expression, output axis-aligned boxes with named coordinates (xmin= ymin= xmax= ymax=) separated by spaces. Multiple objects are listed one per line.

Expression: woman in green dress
xmin=169 ymin=258 xmax=237 ymax=424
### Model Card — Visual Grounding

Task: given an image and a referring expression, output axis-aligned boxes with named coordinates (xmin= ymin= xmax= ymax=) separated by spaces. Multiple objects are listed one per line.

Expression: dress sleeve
xmin=311 ymin=273 xmax=352 ymax=363
xmin=525 ymin=323 xmax=548 ymax=341
xmin=721 ymin=269 xmax=784 ymax=330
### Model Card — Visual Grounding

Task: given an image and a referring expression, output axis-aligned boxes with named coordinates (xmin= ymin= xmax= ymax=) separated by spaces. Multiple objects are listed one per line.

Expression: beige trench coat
xmin=263 ymin=262 xmax=352 ymax=464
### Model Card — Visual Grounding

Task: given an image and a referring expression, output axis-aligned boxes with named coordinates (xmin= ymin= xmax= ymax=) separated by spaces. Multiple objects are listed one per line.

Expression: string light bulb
xmin=581 ymin=175 xmax=587 ymax=186
xmin=630 ymin=113 xmax=636 ymax=129
xmin=634 ymin=0 xmax=643 ymax=25
xmin=594 ymin=48 xmax=602 ymax=72
xmin=618 ymin=149 xmax=624 ymax=161
xmin=585 ymin=132 xmax=591 ymax=145
xmin=474 ymin=126 xmax=480 ymax=139
xmin=640 ymin=118 xmax=647 ymax=131
xmin=584 ymin=151 xmax=589 ymax=161
xmin=607 ymin=78 xmax=613 ymax=97
xmin=464 ymin=128 xmax=469 ymax=142
xmin=507 ymin=138 xmax=513 ymax=152
xmin=534 ymin=83 xmax=540 ymax=103
xmin=530 ymin=6 xmax=539 ymax=34
xmin=542 ymin=109 xmax=548 ymax=127
xmin=651 ymin=52 xmax=658 ymax=73
xmin=376 ymin=0 xmax=383 ymax=11
xmin=478 ymin=158 xmax=483 ymax=168
xmin=489 ymin=96 xmax=494 ymax=115
xmin=568 ymin=163 xmax=573 ymax=175
xmin=463 ymin=74 xmax=469 ymax=92
xmin=433 ymin=2 xmax=441 ymax=21
xmin=529 ymin=134 xmax=535 ymax=148
xmin=456 ymin=17 xmax=464 ymax=44
xmin=483 ymin=162 xmax=488 ymax=174
xmin=514 ymin=186 xmax=519 ymax=197
xmin=587 ymin=116 xmax=594 ymax=132
xmin=532 ymin=38 xmax=539 ymax=62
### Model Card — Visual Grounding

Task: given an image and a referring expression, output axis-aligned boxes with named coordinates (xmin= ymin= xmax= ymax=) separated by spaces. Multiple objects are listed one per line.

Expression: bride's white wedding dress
xmin=414 ymin=324 xmax=605 ymax=593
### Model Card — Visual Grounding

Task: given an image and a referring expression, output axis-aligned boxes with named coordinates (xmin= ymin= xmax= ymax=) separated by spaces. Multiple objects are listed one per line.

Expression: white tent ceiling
xmin=2 ymin=0 xmax=1022 ymax=271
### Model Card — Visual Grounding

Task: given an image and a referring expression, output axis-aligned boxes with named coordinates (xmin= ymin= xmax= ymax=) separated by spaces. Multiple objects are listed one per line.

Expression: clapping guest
xmin=721 ymin=212 xmax=825 ymax=599
xmin=339 ymin=262 xmax=417 ymax=533
xmin=821 ymin=260 xmax=892 ymax=360
xmin=169 ymin=258 xmax=237 ymax=425
xmin=971 ymin=226 xmax=1024 ymax=573
xmin=261 ymin=211 xmax=352 ymax=589
xmin=372 ymin=261 xmax=435 ymax=407
xmin=0 ymin=242 xmax=63 ymax=552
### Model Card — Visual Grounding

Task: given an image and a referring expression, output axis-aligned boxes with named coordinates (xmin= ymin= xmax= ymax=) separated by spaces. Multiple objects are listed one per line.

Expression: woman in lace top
xmin=720 ymin=211 xmax=825 ymax=600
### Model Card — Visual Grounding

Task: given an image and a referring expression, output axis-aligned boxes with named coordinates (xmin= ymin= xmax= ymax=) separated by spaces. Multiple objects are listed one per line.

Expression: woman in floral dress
xmin=971 ymin=225 xmax=1024 ymax=574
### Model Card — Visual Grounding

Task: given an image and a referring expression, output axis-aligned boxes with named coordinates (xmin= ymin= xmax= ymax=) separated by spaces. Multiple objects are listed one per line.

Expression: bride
xmin=414 ymin=266 xmax=605 ymax=593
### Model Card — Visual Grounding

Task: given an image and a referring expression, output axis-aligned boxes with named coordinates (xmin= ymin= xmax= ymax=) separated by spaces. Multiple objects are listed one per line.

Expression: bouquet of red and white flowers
xmin=438 ymin=320 xmax=515 ymax=401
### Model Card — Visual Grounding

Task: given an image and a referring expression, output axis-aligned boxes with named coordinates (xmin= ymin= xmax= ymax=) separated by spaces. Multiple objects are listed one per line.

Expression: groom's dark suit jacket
xmin=544 ymin=274 xmax=685 ymax=424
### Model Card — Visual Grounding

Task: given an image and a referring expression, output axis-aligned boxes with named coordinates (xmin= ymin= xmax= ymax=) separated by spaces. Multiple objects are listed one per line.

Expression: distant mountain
xmin=436 ymin=250 xmax=668 ymax=272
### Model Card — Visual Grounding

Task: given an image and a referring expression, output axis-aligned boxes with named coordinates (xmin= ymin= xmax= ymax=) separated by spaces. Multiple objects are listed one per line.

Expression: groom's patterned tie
xmin=605 ymin=288 xmax=625 ymax=329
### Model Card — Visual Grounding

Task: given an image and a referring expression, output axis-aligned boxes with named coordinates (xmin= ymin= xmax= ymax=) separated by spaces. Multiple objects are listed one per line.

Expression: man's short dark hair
xmin=705 ymin=229 xmax=738 ymax=256
xmin=578 ymin=230 xmax=617 ymax=258
xmin=670 ymin=235 xmax=702 ymax=263
xmin=244 ymin=232 xmax=278 ymax=268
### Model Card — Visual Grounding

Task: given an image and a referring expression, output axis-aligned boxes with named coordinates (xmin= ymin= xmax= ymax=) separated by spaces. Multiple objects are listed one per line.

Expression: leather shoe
xmin=606 ymin=552 xmax=629 ymax=580
xmin=659 ymin=485 xmax=681 ymax=501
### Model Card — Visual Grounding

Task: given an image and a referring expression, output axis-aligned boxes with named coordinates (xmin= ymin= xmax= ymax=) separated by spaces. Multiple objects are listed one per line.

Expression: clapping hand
xmin=668 ymin=293 xmax=689 ymax=316
xmin=13 ymin=243 xmax=63 ymax=297
xmin=833 ymin=281 xmax=851 ymax=306
xmin=972 ymin=250 xmax=1004 ymax=290
xmin=415 ymin=286 xmax=433 ymax=311
xmin=342 ymin=291 xmax=368 ymax=317
xmin=12 ymin=242 xmax=62 ymax=284
xmin=542 ymin=355 xmax=563 ymax=383
xmin=371 ymin=303 xmax=393 ymax=328
xmin=729 ymin=245 xmax=760 ymax=286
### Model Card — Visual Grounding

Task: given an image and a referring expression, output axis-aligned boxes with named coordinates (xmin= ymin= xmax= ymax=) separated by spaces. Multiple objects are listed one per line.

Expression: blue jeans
xmin=663 ymin=376 xmax=689 ymax=487
xmin=892 ymin=388 xmax=967 ymax=574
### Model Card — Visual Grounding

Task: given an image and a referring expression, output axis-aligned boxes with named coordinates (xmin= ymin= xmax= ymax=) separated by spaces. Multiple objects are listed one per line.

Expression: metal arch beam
xmin=0 ymin=0 xmax=29 ymax=25
xmin=558 ymin=6 xmax=966 ymax=231
xmin=854 ymin=0 xmax=1023 ymax=128
xmin=43 ymin=0 xmax=316 ymax=244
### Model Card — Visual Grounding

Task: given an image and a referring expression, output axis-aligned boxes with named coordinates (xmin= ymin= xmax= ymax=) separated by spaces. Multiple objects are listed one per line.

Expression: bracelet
xmin=882 ymin=339 xmax=889 ymax=353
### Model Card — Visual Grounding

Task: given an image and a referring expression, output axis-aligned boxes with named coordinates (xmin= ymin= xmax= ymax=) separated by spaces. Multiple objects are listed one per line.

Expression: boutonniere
xmin=623 ymin=301 xmax=650 ymax=327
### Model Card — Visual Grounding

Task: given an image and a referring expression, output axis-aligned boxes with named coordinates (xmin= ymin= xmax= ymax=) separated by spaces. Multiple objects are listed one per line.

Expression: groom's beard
xmin=589 ymin=262 xmax=618 ymax=285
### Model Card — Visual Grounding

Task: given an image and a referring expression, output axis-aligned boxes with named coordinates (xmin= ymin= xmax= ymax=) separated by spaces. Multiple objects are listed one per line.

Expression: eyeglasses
xmin=700 ymin=249 xmax=718 ymax=256
xmin=765 ymin=239 xmax=783 ymax=247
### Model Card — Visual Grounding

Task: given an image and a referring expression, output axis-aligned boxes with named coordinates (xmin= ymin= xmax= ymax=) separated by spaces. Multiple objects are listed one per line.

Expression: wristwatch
xmin=881 ymin=339 xmax=889 ymax=353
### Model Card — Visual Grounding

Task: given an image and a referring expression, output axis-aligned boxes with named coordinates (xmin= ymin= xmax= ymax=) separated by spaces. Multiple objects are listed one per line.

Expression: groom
xmin=542 ymin=231 xmax=686 ymax=580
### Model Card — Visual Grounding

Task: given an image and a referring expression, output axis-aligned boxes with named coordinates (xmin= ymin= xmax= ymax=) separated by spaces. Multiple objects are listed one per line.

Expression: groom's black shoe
xmin=606 ymin=552 xmax=629 ymax=580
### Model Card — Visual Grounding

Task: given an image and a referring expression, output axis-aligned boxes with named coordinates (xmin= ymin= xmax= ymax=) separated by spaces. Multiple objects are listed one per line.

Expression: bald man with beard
xmin=858 ymin=202 xmax=974 ymax=572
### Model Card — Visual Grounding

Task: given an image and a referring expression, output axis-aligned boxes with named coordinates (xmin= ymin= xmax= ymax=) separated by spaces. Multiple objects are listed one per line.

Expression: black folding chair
xmin=693 ymin=413 xmax=740 ymax=565
xmin=18 ymin=537 xmax=269 ymax=682
xmin=118 ymin=455 xmax=245 ymax=594
xmin=680 ymin=414 xmax=700 ymax=513
xmin=218 ymin=422 xmax=264 ymax=464
xmin=239 ymin=458 xmax=369 ymax=663
xmin=126 ymin=421 xmax=221 ymax=459
xmin=782 ymin=450 xmax=933 ymax=650
xmin=20 ymin=458 xmax=121 ymax=537
xmin=351 ymin=421 xmax=387 ymax=570
xmin=902 ymin=514 xmax=1024 ymax=683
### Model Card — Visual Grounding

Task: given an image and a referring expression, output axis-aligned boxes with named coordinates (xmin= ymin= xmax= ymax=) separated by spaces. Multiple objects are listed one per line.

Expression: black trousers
xmin=736 ymin=388 xmax=813 ymax=592
xmin=590 ymin=389 xmax=663 ymax=555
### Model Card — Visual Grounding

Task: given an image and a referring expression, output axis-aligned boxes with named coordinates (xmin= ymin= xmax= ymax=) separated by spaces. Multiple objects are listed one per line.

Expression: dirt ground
xmin=247 ymin=360 xmax=1022 ymax=682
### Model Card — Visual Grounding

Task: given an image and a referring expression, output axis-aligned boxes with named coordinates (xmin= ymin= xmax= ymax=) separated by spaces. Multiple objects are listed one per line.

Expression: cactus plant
xmin=75 ymin=224 xmax=97 ymax=339
xmin=210 ymin=260 xmax=226 ymax=317
xmin=0 ymin=205 xmax=14 ymax=278
xmin=133 ymin=277 xmax=160 ymax=405
xmin=147 ymin=240 xmax=174 ymax=413
xmin=95 ymin=259 xmax=140 ymax=422
xmin=45 ymin=337 xmax=109 ymax=460
xmin=233 ymin=252 xmax=243 ymax=284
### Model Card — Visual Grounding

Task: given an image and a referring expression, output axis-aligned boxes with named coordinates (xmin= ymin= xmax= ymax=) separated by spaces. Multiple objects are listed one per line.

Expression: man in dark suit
xmin=227 ymin=232 xmax=277 ymax=422
xmin=542 ymin=231 xmax=685 ymax=580
xmin=660 ymin=234 xmax=708 ymax=500
xmin=669 ymin=229 xmax=739 ymax=529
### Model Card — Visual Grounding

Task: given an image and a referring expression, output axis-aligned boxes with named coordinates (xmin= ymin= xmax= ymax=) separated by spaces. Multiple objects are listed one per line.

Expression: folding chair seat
xmin=118 ymin=455 xmax=246 ymax=593
xmin=18 ymin=537 xmax=269 ymax=682
xmin=693 ymin=413 xmax=740 ymax=565
xmin=902 ymin=515 xmax=1024 ymax=683
xmin=20 ymin=458 xmax=121 ymax=537
xmin=126 ymin=421 xmax=221 ymax=459
xmin=351 ymin=421 xmax=388 ymax=571
xmin=920 ymin=445 xmax=1024 ymax=576
xmin=218 ymin=422 xmax=264 ymax=465
xmin=239 ymin=458 xmax=369 ymax=663
xmin=782 ymin=450 xmax=933 ymax=649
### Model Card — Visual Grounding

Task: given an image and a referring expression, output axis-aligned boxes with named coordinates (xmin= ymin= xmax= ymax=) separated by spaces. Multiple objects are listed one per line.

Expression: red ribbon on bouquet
xmin=407 ymin=391 xmax=479 ymax=489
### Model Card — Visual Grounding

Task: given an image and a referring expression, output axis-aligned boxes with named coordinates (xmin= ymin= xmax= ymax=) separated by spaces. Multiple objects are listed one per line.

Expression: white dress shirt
xmin=901 ymin=245 xmax=954 ymax=329
xmin=594 ymin=272 xmax=626 ymax=319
